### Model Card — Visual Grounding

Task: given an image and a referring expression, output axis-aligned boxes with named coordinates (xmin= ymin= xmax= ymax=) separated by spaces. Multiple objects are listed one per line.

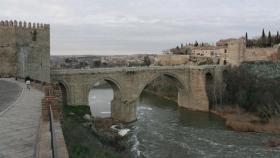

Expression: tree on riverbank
xmin=217 ymin=62 xmax=280 ymax=122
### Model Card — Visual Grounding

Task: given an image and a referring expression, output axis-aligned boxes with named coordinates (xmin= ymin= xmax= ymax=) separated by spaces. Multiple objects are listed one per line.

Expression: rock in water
xmin=69 ymin=112 xmax=75 ymax=115
xmin=83 ymin=114 xmax=91 ymax=121
xmin=263 ymin=138 xmax=280 ymax=147
xmin=118 ymin=129 xmax=130 ymax=136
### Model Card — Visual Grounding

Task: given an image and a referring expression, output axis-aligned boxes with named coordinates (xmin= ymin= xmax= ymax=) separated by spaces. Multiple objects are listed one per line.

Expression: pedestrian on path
xmin=26 ymin=80 xmax=31 ymax=90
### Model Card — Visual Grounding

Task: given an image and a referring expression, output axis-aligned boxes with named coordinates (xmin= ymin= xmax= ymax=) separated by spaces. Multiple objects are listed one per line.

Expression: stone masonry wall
xmin=244 ymin=46 xmax=279 ymax=62
xmin=227 ymin=39 xmax=246 ymax=66
xmin=0 ymin=22 xmax=17 ymax=77
xmin=227 ymin=38 xmax=280 ymax=66
xmin=0 ymin=20 xmax=50 ymax=82
xmin=154 ymin=54 xmax=189 ymax=66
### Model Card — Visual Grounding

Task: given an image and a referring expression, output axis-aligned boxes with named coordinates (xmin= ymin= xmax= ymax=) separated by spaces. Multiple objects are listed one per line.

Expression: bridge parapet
xmin=51 ymin=65 xmax=225 ymax=75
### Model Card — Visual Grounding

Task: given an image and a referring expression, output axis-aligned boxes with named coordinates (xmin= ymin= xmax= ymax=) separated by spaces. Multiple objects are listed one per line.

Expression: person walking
xmin=26 ymin=80 xmax=31 ymax=90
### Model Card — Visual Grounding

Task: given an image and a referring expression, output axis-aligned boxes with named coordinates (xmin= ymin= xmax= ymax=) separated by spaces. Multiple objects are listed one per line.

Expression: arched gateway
xmin=51 ymin=65 xmax=225 ymax=122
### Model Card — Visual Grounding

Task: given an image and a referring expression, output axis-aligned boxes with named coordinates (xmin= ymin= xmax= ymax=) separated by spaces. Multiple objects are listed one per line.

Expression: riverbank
xmin=214 ymin=62 xmax=280 ymax=134
xmin=61 ymin=105 xmax=124 ymax=158
xmin=212 ymin=107 xmax=280 ymax=134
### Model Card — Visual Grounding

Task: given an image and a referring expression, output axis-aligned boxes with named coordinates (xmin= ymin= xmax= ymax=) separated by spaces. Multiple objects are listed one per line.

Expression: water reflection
xmin=178 ymin=109 xmax=226 ymax=130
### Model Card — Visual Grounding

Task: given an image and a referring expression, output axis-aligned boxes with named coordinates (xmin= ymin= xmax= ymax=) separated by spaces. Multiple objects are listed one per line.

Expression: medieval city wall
xmin=0 ymin=20 xmax=50 ymax=82
xmin=244 ymin=46 xmax=279 ymax=62
xmin=154 ymin=54 xmax=189 ymax=66
xmin=0 ymin=22 xmax=17 ymax=77
xmin=226 ymin=39 xmax=280 ymax=65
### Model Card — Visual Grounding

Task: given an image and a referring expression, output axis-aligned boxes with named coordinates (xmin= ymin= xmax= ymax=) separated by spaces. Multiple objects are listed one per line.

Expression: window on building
xmin=224 ymin=49 xmax=227 ymax=53
xmin=210 ymin=51 xmax=214 ymax=56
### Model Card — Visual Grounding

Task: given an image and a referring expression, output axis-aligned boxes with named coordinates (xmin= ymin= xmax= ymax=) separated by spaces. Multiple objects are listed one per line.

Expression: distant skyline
xmin=1 ymin=0 xmax=280 ymax=55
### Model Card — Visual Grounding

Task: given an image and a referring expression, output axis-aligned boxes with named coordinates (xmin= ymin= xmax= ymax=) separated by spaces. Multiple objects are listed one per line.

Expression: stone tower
xmin=227 ymin=38 xmax=246 ymax=66
xmin=0 ymin=20 xmax=50 ymax=82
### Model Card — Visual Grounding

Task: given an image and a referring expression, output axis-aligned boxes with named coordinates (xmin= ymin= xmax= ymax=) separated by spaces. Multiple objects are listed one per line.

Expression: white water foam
xmin=131 ymin=134 xmax=141 ymax=157
xmin=100 ymin=111 xmax=111 ymax=114
xmin=138 ymin=106 xmax=152 ymax=111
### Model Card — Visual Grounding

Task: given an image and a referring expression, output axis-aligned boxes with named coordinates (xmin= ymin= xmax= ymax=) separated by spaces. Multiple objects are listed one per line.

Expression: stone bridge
xmin=51 ymin=65 xmax=225 ymax=122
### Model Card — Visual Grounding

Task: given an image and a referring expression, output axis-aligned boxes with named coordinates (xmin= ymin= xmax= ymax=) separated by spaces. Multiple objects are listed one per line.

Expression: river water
xmin=89 ymin=88 xmax=280 ymax=158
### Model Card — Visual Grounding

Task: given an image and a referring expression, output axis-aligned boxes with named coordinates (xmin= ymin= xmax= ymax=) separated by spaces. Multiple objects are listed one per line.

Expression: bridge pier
xmin=178 ymin=89 xmax=190 ymax=108
xmin=111 ymin=98 xmax=137 ymax=122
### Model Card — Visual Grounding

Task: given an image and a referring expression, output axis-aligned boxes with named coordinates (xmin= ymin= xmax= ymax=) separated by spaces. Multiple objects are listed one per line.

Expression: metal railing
xmin=49 ymin=105 xmax=58 ymax=158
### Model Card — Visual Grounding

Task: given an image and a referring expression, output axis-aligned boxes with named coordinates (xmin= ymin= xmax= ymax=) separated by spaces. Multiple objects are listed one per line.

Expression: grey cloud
xmin=1 ymin=0 xmax=280 ymax=55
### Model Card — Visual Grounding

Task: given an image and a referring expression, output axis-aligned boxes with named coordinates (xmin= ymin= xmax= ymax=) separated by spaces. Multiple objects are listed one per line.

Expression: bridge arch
xmin=56 ymin=80 xmax=70 ymax=106
xmin=87 ymin=77 xmax=122 ymax=118
xmin=205 ymin=72 xmax=214 ymax=82
xmin=205 ymin=72 xmax=215 ymax=108
xmin=87 ymin=77 xmax=122 ymax=100
xmin=137 ymin=72 xmax=191 ymax=107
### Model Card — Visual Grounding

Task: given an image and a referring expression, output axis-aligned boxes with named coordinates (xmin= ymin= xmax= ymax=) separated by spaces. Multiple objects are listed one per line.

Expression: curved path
xmin=0 ymin=79 xmax=43 ymax=158
xmin=0 ymin=79 xmax=22 ymax=113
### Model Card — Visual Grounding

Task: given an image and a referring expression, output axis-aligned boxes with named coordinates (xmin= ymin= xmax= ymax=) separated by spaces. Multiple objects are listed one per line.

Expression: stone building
xmin=165 ymin=38 xmax=280 ymax=66
xmin=0 ymin=20 xmax=50 ymax=82
xmin=191 ymin=38 xmax=280 ymax=66
xmin=190 ymin=46 xmax=228 ymax=65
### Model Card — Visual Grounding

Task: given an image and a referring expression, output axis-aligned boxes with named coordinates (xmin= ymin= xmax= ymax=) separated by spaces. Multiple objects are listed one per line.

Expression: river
xmin=89 ymin=88 xmax=280 ymax=158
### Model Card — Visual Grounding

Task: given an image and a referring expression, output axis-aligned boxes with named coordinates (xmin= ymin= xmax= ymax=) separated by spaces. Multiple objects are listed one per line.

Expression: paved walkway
xmin=0 ymin=79 xmax=22 ymax=113
xmin=0 ymin=79 xmax=43 ymax=158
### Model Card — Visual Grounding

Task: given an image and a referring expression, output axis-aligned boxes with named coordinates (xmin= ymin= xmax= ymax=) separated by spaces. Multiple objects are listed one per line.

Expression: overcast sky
xmin=1 ymin=0 xmax=280 ymax=55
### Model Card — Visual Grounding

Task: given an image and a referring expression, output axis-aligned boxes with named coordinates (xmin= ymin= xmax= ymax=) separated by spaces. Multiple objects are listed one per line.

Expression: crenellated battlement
xmin=0 ymin=20 xmax=49 ymax=30
xmin=0 ymin=19 xmax=50 ymax=82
